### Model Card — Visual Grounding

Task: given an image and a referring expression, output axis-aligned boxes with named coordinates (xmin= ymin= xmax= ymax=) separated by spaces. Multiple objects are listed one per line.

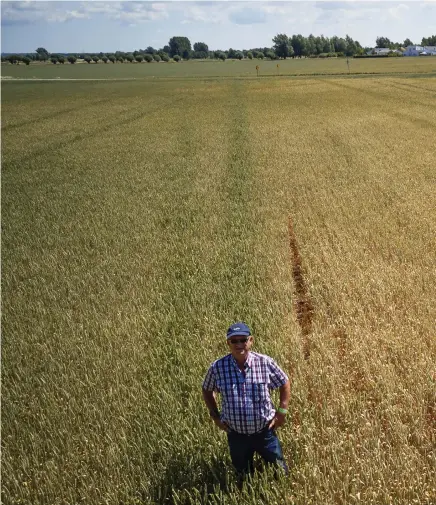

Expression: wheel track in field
xmin=389 ymin=79 xmax=436 ymax=94
xmin=2 ymin=94 xmax=182 ymax=168
xmin=288 ymin=216 xmax=313 ymax=360
xmin=2 ymin=96 xmax=117 ymax=132
xmin=321 ymin=78 xmax=436 ymax=129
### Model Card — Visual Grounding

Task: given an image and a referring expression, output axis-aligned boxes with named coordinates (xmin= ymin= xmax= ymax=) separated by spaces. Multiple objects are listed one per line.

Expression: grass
xmin=2 ymin=56 xmax=436 ymax=80
xmin=2 ymin=73 xmax=435 ymax=505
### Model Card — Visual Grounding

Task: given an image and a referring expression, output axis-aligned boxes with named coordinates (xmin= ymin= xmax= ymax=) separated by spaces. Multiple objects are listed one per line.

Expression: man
xmin=202 ymin=322 xmax=290 ymax=483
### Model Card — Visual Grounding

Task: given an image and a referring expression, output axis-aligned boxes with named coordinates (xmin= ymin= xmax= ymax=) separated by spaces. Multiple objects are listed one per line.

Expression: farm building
xmin=366 ymin=48 xmax=402 ymax=56
xmin=403 ymin=45 xmax=436 ymax=56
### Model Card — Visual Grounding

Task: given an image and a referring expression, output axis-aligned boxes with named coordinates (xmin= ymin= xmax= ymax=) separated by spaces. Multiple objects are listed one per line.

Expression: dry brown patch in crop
xmin=288 ymin=216 xmax=314 ymax=359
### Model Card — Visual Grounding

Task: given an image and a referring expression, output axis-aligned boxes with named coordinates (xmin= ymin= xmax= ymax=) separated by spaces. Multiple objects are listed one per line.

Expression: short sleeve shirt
xmin=202 ymin=352 xmax=289 ymax=435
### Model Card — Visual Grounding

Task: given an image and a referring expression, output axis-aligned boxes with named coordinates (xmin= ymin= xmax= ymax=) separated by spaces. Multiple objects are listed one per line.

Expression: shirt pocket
xmin=217 ymin=379 xmax=238 ymax=400
xmin=251 ymin=382 xmax=269 ymax=404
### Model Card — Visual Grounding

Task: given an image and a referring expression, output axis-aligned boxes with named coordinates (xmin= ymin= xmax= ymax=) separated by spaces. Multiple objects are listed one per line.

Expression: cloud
xmin=77 ymin=2 xmax=118 ymax=15
xmin=313 ymin=2 xmax=385 ymax=24
xmin=182 ymin=5 xmax=217 ymax=23
xmin=1 ymin=1 xmax=87 ymax=25
xmin=108 ymin=2 xmax=169 ymax=23
xmin=260 ymin=4 xmax=295 ymax=16
xmin=314 ymin=1 xmax=358 ymax=11
xmin=387 ymin=3 xmax=409 ymax=20
xmin=1 ymin=1 xmax=169 ymax=26
xmin=181 ymin=3 xmax=229 ymax=24
xmin=229 ymin=7 xmax=267 ymax=25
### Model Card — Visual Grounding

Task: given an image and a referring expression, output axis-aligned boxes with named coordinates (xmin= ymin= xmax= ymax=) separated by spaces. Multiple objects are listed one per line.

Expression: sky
xmin=1 ymin=1 xmax=435 ymax=53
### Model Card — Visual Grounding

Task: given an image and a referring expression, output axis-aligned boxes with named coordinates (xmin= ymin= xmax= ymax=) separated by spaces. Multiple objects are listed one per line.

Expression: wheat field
xmin=2 ymin=75 xmax=435 ymax=504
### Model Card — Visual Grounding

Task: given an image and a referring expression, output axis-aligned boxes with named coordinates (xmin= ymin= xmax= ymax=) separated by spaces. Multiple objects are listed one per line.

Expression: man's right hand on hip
xmin=214 ymin=418 xmax=230 ymax=432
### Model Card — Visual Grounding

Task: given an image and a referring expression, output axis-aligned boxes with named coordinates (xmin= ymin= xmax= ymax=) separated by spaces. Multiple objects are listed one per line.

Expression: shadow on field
xmin=147 ymin=453 xmax=233 ymax=504
xmin=142 ymin=445 xmax=299 ymax=504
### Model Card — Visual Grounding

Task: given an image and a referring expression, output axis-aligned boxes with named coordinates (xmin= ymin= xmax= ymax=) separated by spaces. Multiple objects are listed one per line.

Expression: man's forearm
xmin=202 ymin=389 xmax=219 ymax=414
xmin=202 ymin=389 xmax=229 ymax=431
xmin=279 ymin=380 xmax=290 ymax=409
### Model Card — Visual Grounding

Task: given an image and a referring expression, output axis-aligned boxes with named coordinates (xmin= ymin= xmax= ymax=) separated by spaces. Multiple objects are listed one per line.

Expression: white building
xmin=404 ymin=45 xmax=436 ymax=56
xmin=368 ymin=48 xmax=392 ymax=56
xmin=366 ymin=48 xmax=402 ymax=56
xmin=422 ymin=46 xmax=436 ymax=55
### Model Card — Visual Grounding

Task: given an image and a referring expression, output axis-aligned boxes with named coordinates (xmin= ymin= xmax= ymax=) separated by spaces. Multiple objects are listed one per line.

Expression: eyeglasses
xmin=229 ymin=337 xmax=250 ymax=345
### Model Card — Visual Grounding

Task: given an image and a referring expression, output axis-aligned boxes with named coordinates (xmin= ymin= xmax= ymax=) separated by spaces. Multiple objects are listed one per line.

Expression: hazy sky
xmin=1 ymin=1 xmax=435 ymax=53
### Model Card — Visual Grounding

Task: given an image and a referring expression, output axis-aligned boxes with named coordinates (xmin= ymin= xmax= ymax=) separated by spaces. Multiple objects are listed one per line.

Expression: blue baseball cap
xmin=227 ymin=322 xmax=251 ymax=339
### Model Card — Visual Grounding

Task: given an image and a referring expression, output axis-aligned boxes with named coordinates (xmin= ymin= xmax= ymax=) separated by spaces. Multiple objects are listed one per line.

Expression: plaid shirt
xmin=202 ymin=352 xmax=289 ymax=435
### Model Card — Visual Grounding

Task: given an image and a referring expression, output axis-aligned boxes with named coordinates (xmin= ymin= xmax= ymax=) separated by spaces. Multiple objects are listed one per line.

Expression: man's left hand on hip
xmin=269 ymin=412 xmax=286 ymax=429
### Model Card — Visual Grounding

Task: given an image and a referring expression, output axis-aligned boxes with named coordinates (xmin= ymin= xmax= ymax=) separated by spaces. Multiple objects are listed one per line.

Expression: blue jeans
xmin=227 ymin=426 xmax=288 ymax=480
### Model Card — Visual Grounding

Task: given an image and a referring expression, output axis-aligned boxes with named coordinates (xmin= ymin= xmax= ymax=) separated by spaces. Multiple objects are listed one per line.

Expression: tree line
xmin=2 ymin=34 xmax=436 ymax=65
xmin=375 ymin=35 xmax=436 ymax=49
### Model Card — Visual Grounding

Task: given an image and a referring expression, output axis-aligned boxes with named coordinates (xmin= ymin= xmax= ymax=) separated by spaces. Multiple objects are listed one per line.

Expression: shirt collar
xmin=230 ymin=352 xmax=254 ymax=370
xmin=245 ymin=352 xmax=254 ymax=369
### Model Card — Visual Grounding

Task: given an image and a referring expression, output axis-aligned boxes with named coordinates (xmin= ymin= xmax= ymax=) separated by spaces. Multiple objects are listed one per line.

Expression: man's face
xmin=227 ymin=335 xmax=253 ymax=360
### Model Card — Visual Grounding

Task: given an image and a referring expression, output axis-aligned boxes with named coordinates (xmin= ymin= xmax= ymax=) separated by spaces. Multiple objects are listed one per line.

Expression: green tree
xmin=173 ymin=54 xmax=181 ymax=62
xmin=50 ymin=57 xmax=58 ymax=64
xmin=320 ymin=35 xmax=332 ymax=54
xmin=146 ymin=46 xmax=156 ymax=54
xmin=247 ymin=51 xmax=253 ymax=59
xmin=23 ymin=57 xmax=31 ymax=65
xmin=161 ymin=54 xmax=170 ymax=62
xmin=273 ymin=33 xmax=294 ymax=59
xmin=291 ymin=34 xmax=307 ymax=57
xmin=144 ymin=54 xmax=153 ymax=62
xmin=58 ymin=56 xmax=65 ymax=64
xmin=125 ymin=54 xmax=134 ymax=62
xmin=108 ymin=55 xmax=116 ymax=63
xmin=332 ymin=36 xmax=347 ymax=54
xmin=92 ymin=56 xmax=99 ymax=63
xmin=193 ymin=42 xmax=208 ymax=53
xmin=193 ymin=51 xmax=208 ymax=59
xmin=235 ymin=51 xmax=244 ymax=60
xmin=67 ymin=56 xmax=77 ymax=64
xmin=84 ymin=56 xmax=92 ymax=64
xmin=376 ymin=36 xmax=392 ymax=48
xmin=307 ymin=34 xmax=317 ymax=55
xmin=345 ymin=35 xmax=358 ymax=56
xmin=153 ymin=54 xmax=161 ymax=62
xmin=36 ymin=47 xmax=49 ymax=61
xmin=7 ymin=54 xmax=21 ymax=64
xmin=135 ymin=55 xmax=144 ymax=62
xmin=403 ymin=38 xmax=413 ymax=47
xmin=169 ymin=36 xmax=192 ymax=59
xmin=421 ymin=35 xmax=436 ymax=46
